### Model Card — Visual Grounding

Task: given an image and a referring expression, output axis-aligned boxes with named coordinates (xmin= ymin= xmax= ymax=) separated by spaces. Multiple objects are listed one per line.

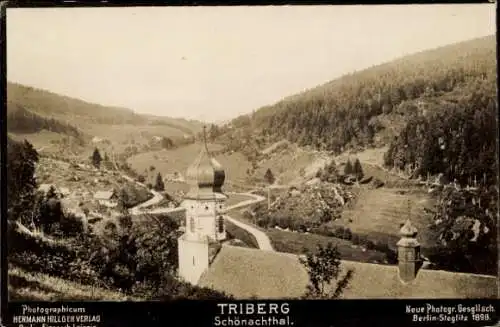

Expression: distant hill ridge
xmin=224 ymin=35 xmax=496 ymax=151
xmin=7 ymin=82 xmax=204 ymax=136
xmin=218 ymin=35 xmax=496 ymax=185
xmin=7 ymin=104 xmax=84 ymax=140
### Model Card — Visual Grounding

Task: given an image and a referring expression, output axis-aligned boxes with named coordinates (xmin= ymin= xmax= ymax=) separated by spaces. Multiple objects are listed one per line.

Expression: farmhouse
xmin=38 ymin=183 xmax=58 ymax=194
xmin=93 ymin=190 xmax=118 ymax=208
xmin=59 ymin=187 xmax=71 ymax=197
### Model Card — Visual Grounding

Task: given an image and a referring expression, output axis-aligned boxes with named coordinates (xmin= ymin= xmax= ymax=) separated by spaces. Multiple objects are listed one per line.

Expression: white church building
xmin=176 ymin=131 xmax=497 ymax=299
xmin=177 ymin=138 xmax=228 ymax=285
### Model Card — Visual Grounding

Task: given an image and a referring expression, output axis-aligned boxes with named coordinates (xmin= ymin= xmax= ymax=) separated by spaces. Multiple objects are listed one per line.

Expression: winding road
xmin=120 ymin=174 xmax=164 ymax=215
xmin=223 ymin=193 xmax=274 ymax=251
xmin=129 ymin=187 xmax=274 ymax=252
xmin=42 ymin=157 xmax=273 ymax=251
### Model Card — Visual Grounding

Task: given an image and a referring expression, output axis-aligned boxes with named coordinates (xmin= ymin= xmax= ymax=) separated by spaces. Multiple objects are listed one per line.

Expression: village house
xmin=93 ymin=190 xmax=118 ymax=208
xmin=59 ymin=187 xmax=71 ymax=197
xmin=38 ymin=183 xmax=57 ymax=194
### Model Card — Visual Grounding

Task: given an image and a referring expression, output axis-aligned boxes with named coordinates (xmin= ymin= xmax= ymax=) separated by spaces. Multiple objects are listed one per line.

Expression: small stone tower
xmin=397 ymin=219 xmax=421 ymax=282
xmin=177 ymin=127 xmax=227 ymax=285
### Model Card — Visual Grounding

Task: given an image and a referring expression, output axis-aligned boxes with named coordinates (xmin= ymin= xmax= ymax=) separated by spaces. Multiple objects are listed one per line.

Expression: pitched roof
xmin=93 ymin=190 xmax=115 ymax=200
xmin=198 ymin=245 xmax=497 ymax=299
xmin=38 ymin=184 xmax=56 ymax=193
xmin=199 ymin=245 xmax=308 ymax=299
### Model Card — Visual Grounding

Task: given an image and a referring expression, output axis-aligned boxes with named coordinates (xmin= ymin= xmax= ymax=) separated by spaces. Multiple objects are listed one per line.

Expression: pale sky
xmin=7 ymin=5 xmax=496 ymax=123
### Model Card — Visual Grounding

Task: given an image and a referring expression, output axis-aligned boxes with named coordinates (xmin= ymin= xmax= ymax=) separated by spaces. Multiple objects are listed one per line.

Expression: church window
xmin=190 ymin=217 xmax=195 ymax=233
xmin=193 ymin=256 xmax=195 ymax=266
xmin=219 ymin=205 xmax=223 ymax=209
xmin=218 ymin=216 xmax=224 ymax=233
xmin=205 ymin=205 xmax=209 ymax=210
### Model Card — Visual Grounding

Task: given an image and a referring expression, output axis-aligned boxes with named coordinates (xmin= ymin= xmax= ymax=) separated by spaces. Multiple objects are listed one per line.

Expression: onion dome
xmin=211 ymin=158 xmax=225 ymax=192
xmin=185 ymin=126 xmax=225 ymax=196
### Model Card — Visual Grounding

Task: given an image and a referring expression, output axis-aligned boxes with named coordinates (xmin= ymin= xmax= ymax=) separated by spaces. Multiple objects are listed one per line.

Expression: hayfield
xmin=337 ymin=187 xmax=438 ymax=249
xmin=225 ymin=193 xmax=255 ymax=207
xmin=225 ymin=206 xmax=391 ymax=264
xmin=336 ymin=146 xmax=388 ymax=167
xmin=8 ymin=266 xmax=137 ymax=301
xmin=266 ymin=229 xmax=389 ymax=264
xmin=166 ymin=181 xmax=191 ymax=192
xmin=127 ymin=143 xmax=252 ymax=190
xmin=80 ymin=123 xmax=189 ymax=152
xmin=8 ymin=130 xmax=83 ymax=156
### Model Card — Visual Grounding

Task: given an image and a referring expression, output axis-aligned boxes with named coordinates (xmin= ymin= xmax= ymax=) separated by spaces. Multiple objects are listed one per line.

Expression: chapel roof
xmin=93 ymin=190 xmax=116 ymax=200
xmin=199 ymin=245 xmax=497 ymax=299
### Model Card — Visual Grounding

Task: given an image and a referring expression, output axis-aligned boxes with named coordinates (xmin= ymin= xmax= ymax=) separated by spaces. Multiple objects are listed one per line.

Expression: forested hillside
xmin=7 ymin=105 xmax=85 ymax=144
xmin=221 ymin=36 xmax=496 ymax=167
xmin=7 ymin=82 xmax=145 ymax=125
xmin=384 ymin=77 xmax=497 ymax=186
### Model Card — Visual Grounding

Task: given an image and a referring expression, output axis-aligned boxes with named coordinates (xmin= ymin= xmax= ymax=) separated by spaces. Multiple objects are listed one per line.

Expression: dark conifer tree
xmin=155 ymin=172 xmax=165 ymax=191
xmin=353 ymin=158 xmax=364 ymax=180
xmin=264 ymin=168 xmax=276 ymax=185
xmin=92 ymin=148 xmax=102 ymax=169
xmin=344 ymin=159 xmax=353 ymax=176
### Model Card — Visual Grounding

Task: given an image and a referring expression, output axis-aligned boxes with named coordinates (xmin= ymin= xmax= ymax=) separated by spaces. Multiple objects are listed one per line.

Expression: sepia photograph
xmin=4 ymin=3 xmax=498 ymax=306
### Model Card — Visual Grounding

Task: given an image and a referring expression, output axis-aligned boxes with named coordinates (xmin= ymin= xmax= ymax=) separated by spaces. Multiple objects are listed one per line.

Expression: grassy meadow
xmin=127 ymin=143 xmax=252 ymax=190
xmin=336 ymin=187 xmax=438 ymax=249
xmin=267 ymin=229 xmax=389 ymax=264
xmin=8 ymin=266 xmax=137 ymax=301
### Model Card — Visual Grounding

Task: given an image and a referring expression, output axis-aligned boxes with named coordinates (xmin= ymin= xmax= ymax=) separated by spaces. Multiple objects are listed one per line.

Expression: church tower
xmin=177 ymin=127 xmax=228 ymax=285
xmin=397 ymin=219 xmax=421 ymax=282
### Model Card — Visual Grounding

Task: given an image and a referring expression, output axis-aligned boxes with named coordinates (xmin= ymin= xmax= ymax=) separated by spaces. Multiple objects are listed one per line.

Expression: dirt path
xmin=120 ymin=174 xmax=164 ymax=215
xmin=223 ymin=193 xmax=274 ymax=251
xmin=224 ymin=215 xmax=274 ymax=251
xmin=129 ymin=188 xmax=274 ymax=252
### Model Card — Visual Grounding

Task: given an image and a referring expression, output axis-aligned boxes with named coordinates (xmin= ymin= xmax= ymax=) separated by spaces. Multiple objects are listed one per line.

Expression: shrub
xmin=56 ymin=213 xmax=86 ymax=238
xmin=300 ymin=242 xmax=354 ymax=299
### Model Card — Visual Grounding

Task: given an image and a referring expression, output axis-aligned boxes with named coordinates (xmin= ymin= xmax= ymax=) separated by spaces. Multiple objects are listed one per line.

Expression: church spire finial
xmin=203 ymin=125 xmax=209 ymax=153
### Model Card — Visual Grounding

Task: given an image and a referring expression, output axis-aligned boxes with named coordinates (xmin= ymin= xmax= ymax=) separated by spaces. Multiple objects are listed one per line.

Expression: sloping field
xmin=8 ymin=266 xmax=137 ymax=301
xmin=338 ymin=188 xmax=437 ymax=248
xmin=8 ymin=130 xmax=83 ymax=156
xmin=225 ymin=193 xmax=256 ymax=207
xmin=336 ymin=146 xmax=388 ymax=167
xmin=267 ymin=229 xmax=388 ymax=264
xmin=255 ymin=147 xmax=319 ymax=185
xmin=81 ymin=123 xmax=188 ymax=152
xmin=127 ymin=143 xmax=252 ymax=190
